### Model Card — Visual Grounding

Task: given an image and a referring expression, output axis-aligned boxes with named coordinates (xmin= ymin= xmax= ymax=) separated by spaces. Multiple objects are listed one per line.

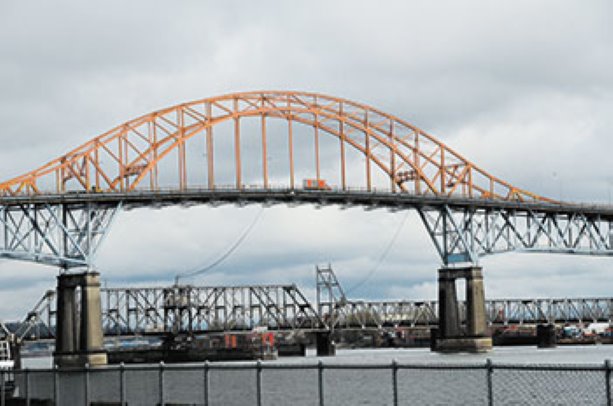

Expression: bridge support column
xmin=53 ymin=272 xmax=107 ymax=368
xmin=536 ymin=324 xmax=557 ymax=348
xmin=315 ymin=331 xmax=336 ymax=356
xmin=434 ymin=266 xmax=492 ymax=353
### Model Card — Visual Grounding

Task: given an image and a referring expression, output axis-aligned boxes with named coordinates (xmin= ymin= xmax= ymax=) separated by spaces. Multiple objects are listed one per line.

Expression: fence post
xmin=1 ymin=369 xmax=5 ymax=406
xmin=318 ymin=360 xmax=324 ymax=406
xmin=159 ymin=361 xmax=165 ymax=406
xmin=486 ymin=358 xmax=494 ymax=406
xmin=119 ymin=363 xmax=126 ymax=406
xmin=606 ymin=359 xmax=611 ymax=406
xmin=53 ymin=365 xmax=59 ymax=406
xmin=24 ymin=368 xmax=29 ymax=406
xmin=256 ymin=360 xmax=262 ymax=406
xmin=85 ymin=363 xmax=90 ymax=406
xmin=203 ymin=361 xmax=209 ymax=406
xmin=392 ymin=360 xmax=398 ymax=406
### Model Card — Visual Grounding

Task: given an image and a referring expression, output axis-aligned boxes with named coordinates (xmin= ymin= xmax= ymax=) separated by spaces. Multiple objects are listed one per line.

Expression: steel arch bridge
xmin=1 ymin=90 xmax=612 ymax=269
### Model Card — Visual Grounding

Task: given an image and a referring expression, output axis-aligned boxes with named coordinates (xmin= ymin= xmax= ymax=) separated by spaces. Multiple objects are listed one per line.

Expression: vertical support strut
xmin=234 ymin=98 xmax=242 ymax=190
xmin=314 ymin=96 xmax=321 ymax=183
xmin=364 ymin=111 xmax=372 ymax=192
xmin=177 ymin=108 xmax=187 ymax=191
xmin=118 ymin=136 xmax=125 ymax=192
xmin=390 ymin=120 xmax=396 ymax=193
xmin=149 ymin=120 xmax=159 ymax=191
xmin=440 ymin=147 xmax=446 ymax=195
xmin=205 ymin=102 xmax=214 ymax=189
xmin=288 ymin=116 xmax=295 ymax=190
xmin=339 ymin=103 xmax=347 ymax=191
xmin=287 ymin=98 xmax=295 ymax=190
xmin=262 ymin=113 xmax=268 ymax=189
xmin=414 ymin=131 xmax=421 ymax=194
xmin=315 ymin=117 xmax=320 ymax=183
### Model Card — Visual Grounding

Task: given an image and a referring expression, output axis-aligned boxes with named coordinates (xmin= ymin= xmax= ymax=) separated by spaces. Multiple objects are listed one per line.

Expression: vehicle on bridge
xmin=303 ymin=179 xmax=332 ymax=190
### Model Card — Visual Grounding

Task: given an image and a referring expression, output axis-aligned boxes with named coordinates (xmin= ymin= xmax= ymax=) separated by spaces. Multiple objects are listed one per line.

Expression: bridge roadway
xmin=2 ymin=187 xmax=613 ymax=216
xmin=7 ymin=283 xmax=612 ymax=341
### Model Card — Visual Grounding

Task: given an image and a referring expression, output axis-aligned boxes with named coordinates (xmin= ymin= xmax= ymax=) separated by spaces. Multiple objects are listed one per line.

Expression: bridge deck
xmin=2 ymin=188 xmax=613 ymax=219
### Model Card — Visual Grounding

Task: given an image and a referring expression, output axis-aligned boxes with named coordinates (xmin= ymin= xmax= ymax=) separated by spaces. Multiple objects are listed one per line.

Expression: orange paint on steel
xmin=261 ymin=110 xmax=268 ymax=189
xmin=339 ymin=102 xmax=347 ymax=191
xmin=288 ymin=113 xmax=295 ymax=190
xmin=364 ymin=110 xmax=372 ymax=192
xmin=390 ymin=120 xmax=396 ymax=194
xmin=0 ymin=91 xmax=555 ymax=204
xmin=233 ymin=98 xmax=242 ymax=190
xmin=206 ymin=102 xmax=214 ymax=190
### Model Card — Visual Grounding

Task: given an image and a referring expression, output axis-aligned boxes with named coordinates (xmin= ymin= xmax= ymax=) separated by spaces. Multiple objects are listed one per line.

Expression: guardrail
xmin=1 ymin=359 xmax=612 ymax=405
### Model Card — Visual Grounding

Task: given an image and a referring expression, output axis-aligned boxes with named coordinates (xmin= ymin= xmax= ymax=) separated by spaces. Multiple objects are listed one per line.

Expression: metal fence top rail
xmin=14 ymin=358 xmax=612 ymax=374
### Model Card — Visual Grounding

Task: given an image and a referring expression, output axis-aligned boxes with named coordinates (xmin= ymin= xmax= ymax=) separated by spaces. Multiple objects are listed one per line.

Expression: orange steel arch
xmin=0 ymin=91 xmax=554 ymax=203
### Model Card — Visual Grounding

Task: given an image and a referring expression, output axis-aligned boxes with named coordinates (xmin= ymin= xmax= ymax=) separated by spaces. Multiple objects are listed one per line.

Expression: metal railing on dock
xmin=1 ymin=359 xmax=612 ymax=405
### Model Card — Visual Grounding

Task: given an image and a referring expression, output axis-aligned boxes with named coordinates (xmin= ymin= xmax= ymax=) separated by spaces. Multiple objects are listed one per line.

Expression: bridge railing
xmin=3 ymin=359 xmax=611 ymax=405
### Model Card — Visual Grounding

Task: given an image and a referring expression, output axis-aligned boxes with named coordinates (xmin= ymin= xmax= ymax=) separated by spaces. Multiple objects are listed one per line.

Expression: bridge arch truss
xmin=0 ymin=91 xmax=612 ymax=268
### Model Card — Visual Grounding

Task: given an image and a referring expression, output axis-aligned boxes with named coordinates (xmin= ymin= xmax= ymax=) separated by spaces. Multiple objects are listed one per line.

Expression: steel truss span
xmin=0 ymin=90 xmax=612 ymax=267
xmin=0 ymin=203 xmax=120 ymax=268
xmin=326 ymin=297 xmax=613 ymax=329
xmin=11 ymin=285 xmax=325 ymax=339
xmin=0 ymin=91 xmax=550 ymax=201
xmin=8 ymin=285 xmax=613 ymax=341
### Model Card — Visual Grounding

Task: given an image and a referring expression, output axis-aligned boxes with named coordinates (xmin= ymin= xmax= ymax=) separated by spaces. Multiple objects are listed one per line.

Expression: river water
xmin=17 ymin=345 xmax=613 ymax=405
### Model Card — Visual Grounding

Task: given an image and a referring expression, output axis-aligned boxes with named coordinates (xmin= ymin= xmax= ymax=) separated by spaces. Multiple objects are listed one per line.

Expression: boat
xmin=107 ymin=331 xmax=278 ymax=364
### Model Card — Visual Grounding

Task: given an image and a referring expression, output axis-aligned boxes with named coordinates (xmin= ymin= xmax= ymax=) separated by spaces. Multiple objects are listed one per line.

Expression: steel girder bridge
xmin=325 ymin=297 xmax=613 ymax=329
xmin=9 ymin=284 xmax=324 ymax=340
xmin=6 ymin=283 xmax=613 ymax=341
xmin=1 ymin=90 xmax=613 ymax=269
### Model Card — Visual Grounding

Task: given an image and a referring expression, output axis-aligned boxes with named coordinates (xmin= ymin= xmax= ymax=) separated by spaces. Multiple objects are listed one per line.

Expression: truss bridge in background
xmin=5 ymin=272 xmax=612 ymax=342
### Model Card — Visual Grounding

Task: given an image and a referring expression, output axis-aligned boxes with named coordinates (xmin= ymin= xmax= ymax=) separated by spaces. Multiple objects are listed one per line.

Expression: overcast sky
xmin=1 ymin=1 xmax=612 ymax=319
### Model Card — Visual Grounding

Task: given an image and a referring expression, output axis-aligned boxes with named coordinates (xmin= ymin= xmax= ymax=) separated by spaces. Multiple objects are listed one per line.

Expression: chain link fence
xmin=1 ymin=359 xmax=611 ymax=405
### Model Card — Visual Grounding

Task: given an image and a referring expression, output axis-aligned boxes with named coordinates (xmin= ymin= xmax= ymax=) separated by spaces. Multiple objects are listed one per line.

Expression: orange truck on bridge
xmin=303 ymin=179 xmax=331 ymax=190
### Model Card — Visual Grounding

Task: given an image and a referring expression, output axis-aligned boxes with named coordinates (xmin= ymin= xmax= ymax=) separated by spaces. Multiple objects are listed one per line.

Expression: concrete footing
xmin=434 ymin=266 xmax=492 ymax=353
xmin=537 ymin=324 xmax=557 ymax=348
xmin=53 ymin=271 xmax=107 ymax=368
xmin=315 ymin=331 xmax=336 ymax=356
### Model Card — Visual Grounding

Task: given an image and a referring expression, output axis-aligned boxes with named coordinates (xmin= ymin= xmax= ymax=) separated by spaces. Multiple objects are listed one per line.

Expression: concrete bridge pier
xmin=434 ymin=266 xmax=492 ymax=353
xmin=315 ymin=331 xmax=336 ymax=356
xmin=53 ymin=271 xmax=107 ymax=368
xmin=536 ymin=324 xmax=557 ymax=348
